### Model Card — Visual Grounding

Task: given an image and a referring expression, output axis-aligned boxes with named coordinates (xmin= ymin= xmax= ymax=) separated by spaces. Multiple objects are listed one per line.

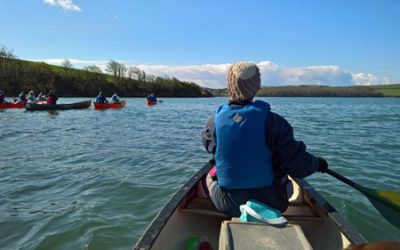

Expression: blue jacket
xmin=202 ymin=100 xmax=319 ymax=180
xmin=214 ymin=101 xmax=274 ymax=189
xmin=111 ymin=94 xmax=119 ymax=101
xmin=96 ymin=95 xmax=108 ymax=104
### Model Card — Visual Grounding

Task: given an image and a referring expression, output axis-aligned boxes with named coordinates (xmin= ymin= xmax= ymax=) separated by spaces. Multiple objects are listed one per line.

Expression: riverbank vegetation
xmin=206 ymin=84 xmax=400 ymax=97
xmin=2 ymin=46 xmax=399 ymax=98
xmin=0 ymin=46 xmax=212 ymax=97
xmin=372 ymin=84 xmax=400 ymax=97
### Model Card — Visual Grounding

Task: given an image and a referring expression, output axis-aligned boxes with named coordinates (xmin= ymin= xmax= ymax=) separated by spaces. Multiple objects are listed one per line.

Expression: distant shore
xmin=1 ymin=47 xmax=399 ymax=98
xmin=205 ymin=84 xmax=400 ymax=98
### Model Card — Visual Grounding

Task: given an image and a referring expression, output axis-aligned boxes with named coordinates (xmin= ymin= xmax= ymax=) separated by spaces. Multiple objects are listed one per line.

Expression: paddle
xmin=325 ymin=168 xmax=400 ymax=229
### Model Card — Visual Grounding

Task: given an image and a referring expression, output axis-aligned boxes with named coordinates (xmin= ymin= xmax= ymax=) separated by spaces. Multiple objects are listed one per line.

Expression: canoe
xmin=0 ymin=103 xmax=25 ymax=109
xmin=94 ymin=100 xmax=126 ymax=109
xmin=134 ymin=162 xmax=367 ymax=250
xmin=25 ymin=100 xmax=91 ymax=111
xmin=146 ymin=100 xmax=158 ymax=105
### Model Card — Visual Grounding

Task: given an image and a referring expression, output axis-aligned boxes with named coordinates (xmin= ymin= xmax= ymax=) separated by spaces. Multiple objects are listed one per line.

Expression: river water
xmin=0 ymin=97 xmax=399 ymax=249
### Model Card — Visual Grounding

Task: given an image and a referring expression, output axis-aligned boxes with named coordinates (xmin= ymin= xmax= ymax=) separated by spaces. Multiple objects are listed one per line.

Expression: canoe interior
xmin=134 ymin=163 xmax=366 ymax=250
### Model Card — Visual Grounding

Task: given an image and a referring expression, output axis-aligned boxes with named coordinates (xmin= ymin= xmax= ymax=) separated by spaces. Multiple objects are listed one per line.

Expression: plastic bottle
xmin=186 ymin=236 xmax=200 ymax=250
xmin=199 ymin=236 xmax=212 ymax=250
xmin=199 ymin=240 xmax=212 ymax=250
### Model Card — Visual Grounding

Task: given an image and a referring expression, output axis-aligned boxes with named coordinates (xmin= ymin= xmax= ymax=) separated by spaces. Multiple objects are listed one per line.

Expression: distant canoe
xmin=146 ymin=100 xmax=158 ymax=105
xmin=25 ymin=100 xmax=91 ymax=111
xmin=94 ymin=100 xmax=126 ymax=109
xmin=0 ymin=103 xmax=25 ymax=109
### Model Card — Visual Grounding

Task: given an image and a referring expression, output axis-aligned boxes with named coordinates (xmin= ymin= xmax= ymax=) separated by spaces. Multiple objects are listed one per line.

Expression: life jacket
xmin=96 ymin=95 xmax=106 ymax=103
xmin=214 ymin=100 xmax=274 ymax=189
xmin=47 ymin=95 xmax=56 ymax=104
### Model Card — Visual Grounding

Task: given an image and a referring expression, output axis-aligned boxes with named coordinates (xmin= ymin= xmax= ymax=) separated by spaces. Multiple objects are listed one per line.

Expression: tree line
xmin=205 ymin=85 xmax=384 ymax=97
xmin=257 ymin=85 xmax=383 ymax=97
xmin=0 ymin=46 xmax=212 ymax=98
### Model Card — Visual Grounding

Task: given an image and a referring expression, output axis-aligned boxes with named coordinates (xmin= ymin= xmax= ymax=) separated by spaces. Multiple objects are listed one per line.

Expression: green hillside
xmin=0 ymin=47 xmax=212 ymax=98
xmin=371 ymin=84 xmax=400 ymax=97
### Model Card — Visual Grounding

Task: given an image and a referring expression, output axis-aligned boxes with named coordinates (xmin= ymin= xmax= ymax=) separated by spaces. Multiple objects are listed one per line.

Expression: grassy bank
xmin=0 ymin=46 xmax=212 ymax=98
xmin=372 ymin=84 xmax=400 ymax=97
xmin=206 ymin=84 xmax=400 ymax=97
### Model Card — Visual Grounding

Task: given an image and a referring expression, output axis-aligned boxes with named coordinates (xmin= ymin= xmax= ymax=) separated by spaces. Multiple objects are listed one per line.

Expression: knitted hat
xmin=227 ymin=62 xmax=261 ymax=101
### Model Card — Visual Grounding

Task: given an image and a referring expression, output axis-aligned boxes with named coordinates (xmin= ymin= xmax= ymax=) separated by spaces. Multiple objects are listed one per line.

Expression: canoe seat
xmin=180 ymin=197 xmax=230 ymax=218
xmin=219 ymin=221 xmax=312 ymax=250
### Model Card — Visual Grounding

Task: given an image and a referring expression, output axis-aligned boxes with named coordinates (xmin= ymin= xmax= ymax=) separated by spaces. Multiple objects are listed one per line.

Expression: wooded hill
xmin=0 ymin=46 xmax=212 ymax=97
xmin=2 ymin=46 xmax=398 ymax=98
xmin=205 ymin=84 xmax=400 ymax=97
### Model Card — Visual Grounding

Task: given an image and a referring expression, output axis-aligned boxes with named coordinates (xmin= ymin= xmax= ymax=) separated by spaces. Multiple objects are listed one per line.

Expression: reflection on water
xmin=47 ymin=110 xmax=60 ymax=117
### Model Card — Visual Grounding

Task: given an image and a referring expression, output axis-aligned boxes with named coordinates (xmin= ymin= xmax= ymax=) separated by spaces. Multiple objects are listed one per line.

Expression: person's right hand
xmin=317 ymin=157 xmax=328 ymax=173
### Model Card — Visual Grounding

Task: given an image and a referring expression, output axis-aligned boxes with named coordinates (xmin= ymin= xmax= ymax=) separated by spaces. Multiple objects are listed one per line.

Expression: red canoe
xmin=94 ymin=100 xmax=126 ymax=109
xmin=146 ymin=100 xmax=157 ymax=106
xmin=0 ymin=103 xmax=25 ymax=109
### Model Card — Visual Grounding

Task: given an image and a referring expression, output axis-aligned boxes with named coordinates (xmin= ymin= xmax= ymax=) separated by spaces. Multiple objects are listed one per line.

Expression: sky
xmin=0 ymin=0 xmax=399 ymax=88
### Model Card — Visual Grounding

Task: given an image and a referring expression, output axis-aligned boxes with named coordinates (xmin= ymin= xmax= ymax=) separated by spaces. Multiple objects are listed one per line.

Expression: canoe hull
xmin=134 ymin=162 xmax=367 ymax=250
xmin=146 ymin=100 xmax=157 ymax=105
xmin=0 ymin=103 xmax=25 ymax=109
xmin=94 ymin=100 xmax=126 ymax=109
xmin=25 ymin=100 xmax=91 ymax=111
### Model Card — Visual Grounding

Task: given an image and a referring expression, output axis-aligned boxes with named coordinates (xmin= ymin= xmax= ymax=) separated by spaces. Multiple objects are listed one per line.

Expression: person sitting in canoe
xmin=47 ymin=90 xmax=58 ymax=105
xmin=110 ymin=92 xmax=121 ymax=104
xmin=147 ymin=94 xmax=157 ymax=102
xmin=26 ymin=90 xmax=36 ymax=103
xmin=14 ymin=91 xmax=27 ymax=104
xmin=0 ymin=90 xmax=9 ymax=104
xmin=202 ymin=61 xmax=328 ymax=217
xmin=96 ymin=91 xmax=108 ymax=104
xmin=37 ymin=92 xmax=47 ymax=101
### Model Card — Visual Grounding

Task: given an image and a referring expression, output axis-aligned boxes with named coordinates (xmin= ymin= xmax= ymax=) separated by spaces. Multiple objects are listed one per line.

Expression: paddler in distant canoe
xmin=96 ymin=91 xmax=108 ymax=104
xmin=37 ymin=92 xmax=47 ymax=101
xmin=14 ymin=91 xmax=27 ymax=104
xmin=202 ymin=61 xmax=328 ymax=217
xmin=46 ymin=90 xmax=58 ymax=105
xmin=0 ymin=90 xmax=9 ymax=104
xmin=110 ymin=91 xmax=121 ymax=104
xmin=26 ymin=90 xmax=36 ymax=103
xmin=147 ymin=93 xmax=157 ymax=102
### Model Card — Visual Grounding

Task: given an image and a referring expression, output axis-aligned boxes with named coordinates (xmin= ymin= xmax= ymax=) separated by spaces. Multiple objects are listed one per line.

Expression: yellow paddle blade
xmin=376 ymin=190 xmax=400 ymax=208
xmin=356 ymin=185 xmax=400 ymax=229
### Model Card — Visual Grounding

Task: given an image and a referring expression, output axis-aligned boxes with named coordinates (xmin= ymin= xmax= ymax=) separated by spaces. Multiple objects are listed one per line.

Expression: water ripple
xmin=0 ymin=97 xmax=399 ymax=249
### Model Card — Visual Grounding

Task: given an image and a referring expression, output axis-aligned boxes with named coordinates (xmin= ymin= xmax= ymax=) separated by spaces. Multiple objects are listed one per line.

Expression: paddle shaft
xmin=325 ymin=169 xmax=357 ymax=188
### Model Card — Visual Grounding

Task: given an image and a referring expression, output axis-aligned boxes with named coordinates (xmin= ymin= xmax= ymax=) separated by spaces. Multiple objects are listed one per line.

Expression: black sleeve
xmin=201 ymin=113 xmax=216 ymax=154
xmin=266 ymin=111 xmax=319 ymax=179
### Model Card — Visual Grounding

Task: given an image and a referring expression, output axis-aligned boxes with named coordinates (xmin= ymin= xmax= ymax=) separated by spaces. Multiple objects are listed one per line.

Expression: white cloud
xmin=136 ymin=63 xmax=231 ymax=88
xmin=33 ymin=58 xmax=394 ymax=88
xmin=262 ymin=65 xmax=354 ymax=86
xmin=352 ymin=73 xmax=391 ymax=86
xmin=44 ymin=0 xmax=81 ymax=12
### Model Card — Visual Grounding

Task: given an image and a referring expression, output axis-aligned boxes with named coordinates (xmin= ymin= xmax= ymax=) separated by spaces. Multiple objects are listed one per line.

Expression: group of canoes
xmin=0 ymin=89 xmax=124 ymax=110
xmin=0 ymin=90 xmax=159 ymax=111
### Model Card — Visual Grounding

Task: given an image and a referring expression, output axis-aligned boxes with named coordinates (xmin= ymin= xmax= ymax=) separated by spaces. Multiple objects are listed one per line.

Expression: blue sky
xmin=0 ymin=0 xmax=399 ymax=88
